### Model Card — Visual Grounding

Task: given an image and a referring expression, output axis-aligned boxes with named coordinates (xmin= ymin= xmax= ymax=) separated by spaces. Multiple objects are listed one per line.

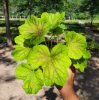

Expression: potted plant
xmin=12 ymin=12 xmax=91 ymax=94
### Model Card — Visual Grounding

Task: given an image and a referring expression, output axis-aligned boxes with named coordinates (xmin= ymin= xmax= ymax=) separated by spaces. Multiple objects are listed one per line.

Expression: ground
xmin=0 ymin=42 xmax=99 ymax=100
xmin=0 ymin=28 xmax=99 ymax=100
xmin=0 ymin=44 xmax=63 ymax=100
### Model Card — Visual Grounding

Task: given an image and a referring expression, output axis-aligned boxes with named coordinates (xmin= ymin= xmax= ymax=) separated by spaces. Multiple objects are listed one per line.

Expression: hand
xmin=57 ymin=67 xmax=79 ymax=100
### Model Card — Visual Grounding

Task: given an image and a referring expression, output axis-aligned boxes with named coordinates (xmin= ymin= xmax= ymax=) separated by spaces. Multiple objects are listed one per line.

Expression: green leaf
xmin=25 ymin=16 xmax=50 ymax=35
xmin=73 ymin=59 xmax=87 ymax=72
xmin=41 ymin=12 xmax=65 ymax=30
xmin=14 ymin=35 xmax=24 ymax=46
xmin=51 ymin=24 xmax=66 ymax=35
xmin=18 ymin=15 xmax=50 ymax=45
xmin=28 ymin=44 xmax=71 ymax=86
xmin=83 ymin=50 xmax=91 ymax=59
xmin=58 ymin=24 xmax=66 ymax=30
xmin=51 ymin=44 xmax=71 ymax=68
xmin=12 ymin=46 xmax=31 ymax=61
xmin=43 ymin=44 xmax=71 ymax=86
xmin=18 ymin=23 xmax=35 ymax=39
xmin=64 ymin=31 xmax=87 ymax=59
xmin=52 ymin=26 xmax=64 ymax=35
xmin=31 ymin=34 xmax=45 ymax=45
xmin=16 ymin=63 xmax=43 ymax=94
xmin=28 ymin=45 xmax=50 ymax=69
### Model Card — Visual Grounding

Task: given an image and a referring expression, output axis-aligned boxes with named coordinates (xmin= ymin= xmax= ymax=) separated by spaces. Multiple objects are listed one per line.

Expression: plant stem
xmin=51 ymin=35 xmax=53 ymax=49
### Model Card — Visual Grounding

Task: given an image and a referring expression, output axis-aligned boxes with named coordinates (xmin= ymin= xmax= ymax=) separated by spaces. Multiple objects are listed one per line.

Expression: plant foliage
xmin=12 ymin=12 xmax=91 ymax=94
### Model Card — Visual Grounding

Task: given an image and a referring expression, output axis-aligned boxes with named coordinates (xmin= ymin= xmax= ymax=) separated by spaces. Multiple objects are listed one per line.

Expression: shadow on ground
xmin=0 ymin=43 xmax=16 ymax=66
xmin=0 ymin=43 xmax=99 ymax=100
xmin=75 ymin=53 xmax=99 ymax=100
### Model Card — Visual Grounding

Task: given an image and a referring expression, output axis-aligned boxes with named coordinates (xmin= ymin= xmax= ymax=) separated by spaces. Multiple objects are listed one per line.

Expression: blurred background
xmin=0 ymin=0 xmax=99 ymax=100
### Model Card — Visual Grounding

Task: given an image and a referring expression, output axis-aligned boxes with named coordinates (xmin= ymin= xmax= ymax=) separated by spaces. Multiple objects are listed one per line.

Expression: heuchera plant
xmin=12 ymin=12 xmax=91 ymax=94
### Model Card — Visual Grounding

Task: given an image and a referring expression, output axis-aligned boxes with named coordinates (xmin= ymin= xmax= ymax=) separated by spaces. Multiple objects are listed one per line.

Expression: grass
xmin=0 ymin=19 xmax=24 ymax=27
xmin=0 ymin=27 xmax=5 ymax=34
xmin=64 ymin=20 xmax=99 ymax=24
xmin=0 ymin=18 xmax=25 ymax=21
xmin=0 ymin=27 xmax=18 ymax=34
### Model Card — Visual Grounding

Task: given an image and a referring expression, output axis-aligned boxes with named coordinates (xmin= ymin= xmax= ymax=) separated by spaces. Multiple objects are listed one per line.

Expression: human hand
xmin=57 ymin=67 xmax=79 ymax=100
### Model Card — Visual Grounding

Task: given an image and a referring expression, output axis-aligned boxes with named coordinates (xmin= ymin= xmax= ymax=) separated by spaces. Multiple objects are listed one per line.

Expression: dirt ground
xmin=0 ymin=43 xmax=99 ymax=100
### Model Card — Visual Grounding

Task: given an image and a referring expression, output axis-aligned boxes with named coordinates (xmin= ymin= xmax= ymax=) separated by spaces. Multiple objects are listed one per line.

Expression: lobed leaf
xmin=64 ymin=31 xmax=87 ymax=59
xmin=73 ymin=58 xmax=87 ymax=72
xmin=41 ymin=12 xmax=65 ymax=30
xmin=18 ymin=15 xmax=50 ymax=45
xmin=28 ymin=44 xmax=71 ymax=86
xmin=83 ymin=50 xmax=91 ymax=59
xmin=16 ymin=63 xmax=43 ymax=94
xmin=12 ymin=46 xmax=31 ymax=61
xmin=43 ymin=44 xmax=71 ymax=86
xmin=14 ymin=35 xmax=25 ymax=46
xmin=28 ymin=45 xmax=50 ymax=69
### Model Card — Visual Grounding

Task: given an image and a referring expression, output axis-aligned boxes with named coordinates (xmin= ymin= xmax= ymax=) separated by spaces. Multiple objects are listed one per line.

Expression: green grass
xmin=0 ymin=27 xmax=5 ymax=34
xmin=0 ymin=27 xmax=18 ymax=34
xmin=64 ymin=20 xmax=99 ymax=24
xmin=0 ymin=19 xmax=24 ymax=27
xmin=0 ymin=18 xmax=25 ymax=21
